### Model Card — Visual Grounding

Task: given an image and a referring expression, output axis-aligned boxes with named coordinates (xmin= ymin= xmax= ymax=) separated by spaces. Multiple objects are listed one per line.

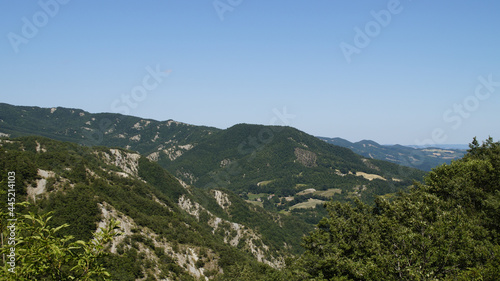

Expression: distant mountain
xmin=0 ymin=102 xmax=218 ymax=156
xmin=318 ymin=137 xmax=466 ymax=171
xmin=406 ymin=144 xmax=470 ymax=150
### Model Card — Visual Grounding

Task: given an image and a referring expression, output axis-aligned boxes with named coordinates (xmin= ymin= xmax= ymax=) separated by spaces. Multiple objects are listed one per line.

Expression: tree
xmin=1 ymin=203 xmax=119 ymax=281
xmin=293 ymin=138 xmax=500 ymax=280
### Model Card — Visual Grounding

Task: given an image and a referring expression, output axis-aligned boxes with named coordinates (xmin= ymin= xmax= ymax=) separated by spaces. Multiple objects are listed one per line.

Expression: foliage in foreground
xmin=0 ymin=203 xmax=119 ymax=281
xmin=288 ymin=137 xmax=500 ymax=280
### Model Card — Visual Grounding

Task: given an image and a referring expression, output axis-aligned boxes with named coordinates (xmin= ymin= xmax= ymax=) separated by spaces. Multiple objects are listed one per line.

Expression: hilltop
xmin=165 ymin=124 xmax=426 ymax=208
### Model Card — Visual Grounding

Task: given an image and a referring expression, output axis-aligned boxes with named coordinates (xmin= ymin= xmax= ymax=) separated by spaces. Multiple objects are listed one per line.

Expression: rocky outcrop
xmin=294 ymin=147 xmax=317 ymax=167
xmin=99 ymin=149 xmax=141 ymax=177
xmin=178 ymin=193 xmax=285 ymax=269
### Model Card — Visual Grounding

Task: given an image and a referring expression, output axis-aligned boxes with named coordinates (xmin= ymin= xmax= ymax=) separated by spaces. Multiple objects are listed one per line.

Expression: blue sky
xmin=1 ymin=0 xmax=499 ymax=145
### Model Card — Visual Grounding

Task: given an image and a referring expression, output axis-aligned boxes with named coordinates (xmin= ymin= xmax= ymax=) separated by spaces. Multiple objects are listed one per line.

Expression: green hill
xmin=0 ymin=103 xmax=426 ymax=209
xmin=0 ymin=136 xmax=311 ymax=280
xmin=0 ymin=102 xmax=218 ymax=157
xmin=288 ymin=137 xmax=500 ymax=280
xmin=166 ymin=124 xmax=426 ymax=206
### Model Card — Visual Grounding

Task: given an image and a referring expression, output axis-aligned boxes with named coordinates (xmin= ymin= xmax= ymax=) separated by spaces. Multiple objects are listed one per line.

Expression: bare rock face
xmin=100 ymin=149 xmax=141 ymax=177
xmin=294 ymin=147 xmax=317 ymax=167
xmin=212 ymin=190 xmax=232 ymax=211
xmin=27 ymin=169 xmax=57 ymax=202
xmin=178 ymin=193 xmax=285 ymax=269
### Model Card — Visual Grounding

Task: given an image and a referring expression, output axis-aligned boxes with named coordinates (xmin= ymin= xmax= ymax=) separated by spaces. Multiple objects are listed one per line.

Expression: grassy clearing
xmin=257 ymin=180 xmax=275 ymax=186
xmin=279 ymin=210 xmax=290 ymax=215
xmin=355 ymin=171 xmax=386 ymax=181
xmin=289 ymin=199 xmax=325 ymax=210
xmin=314 ymin=188 xmax=342 ymax=197
xmin=247 ymin=193 xmax=267 ymax=200
xmin=296 ymin=188 xmax=316 ymax=196
xmin=246 ymin=200 xmax=263 ymax=207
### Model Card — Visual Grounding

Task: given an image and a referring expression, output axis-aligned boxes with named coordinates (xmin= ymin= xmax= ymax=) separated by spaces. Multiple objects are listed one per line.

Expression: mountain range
xmin=0 ymin=103 xmax=454 ymax=279
xmin=0 ymin=103 xmax=427 ymax=205
xmin=318 ymin=136 xmax=466 ymax=171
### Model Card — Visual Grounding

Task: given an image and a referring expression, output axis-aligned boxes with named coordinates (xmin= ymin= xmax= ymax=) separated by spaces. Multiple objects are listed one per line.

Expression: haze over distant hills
xmin=405 ymin=144 xmax=470 ymax=150
xmin=318 ymin=137 xmax=467 ymax=171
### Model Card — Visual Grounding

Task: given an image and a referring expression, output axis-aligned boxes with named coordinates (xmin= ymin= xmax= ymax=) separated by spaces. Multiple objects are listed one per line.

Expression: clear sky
xmin=1 ymin=0 xmax=499 ymax=145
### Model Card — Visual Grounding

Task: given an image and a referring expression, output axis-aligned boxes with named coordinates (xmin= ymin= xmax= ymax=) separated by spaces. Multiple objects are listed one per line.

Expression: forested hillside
xmin=0 ymin=136 xmax=311 ymax=280
xmin=165 ymin=124 xmax=426 ymax=208
xmin=281 ymin=137 xmax=500 ymax=280
xmin=0 ymin=104 xmax=427 ymax=211
xmin=0 ymin=103 xmax=218 ymax=156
